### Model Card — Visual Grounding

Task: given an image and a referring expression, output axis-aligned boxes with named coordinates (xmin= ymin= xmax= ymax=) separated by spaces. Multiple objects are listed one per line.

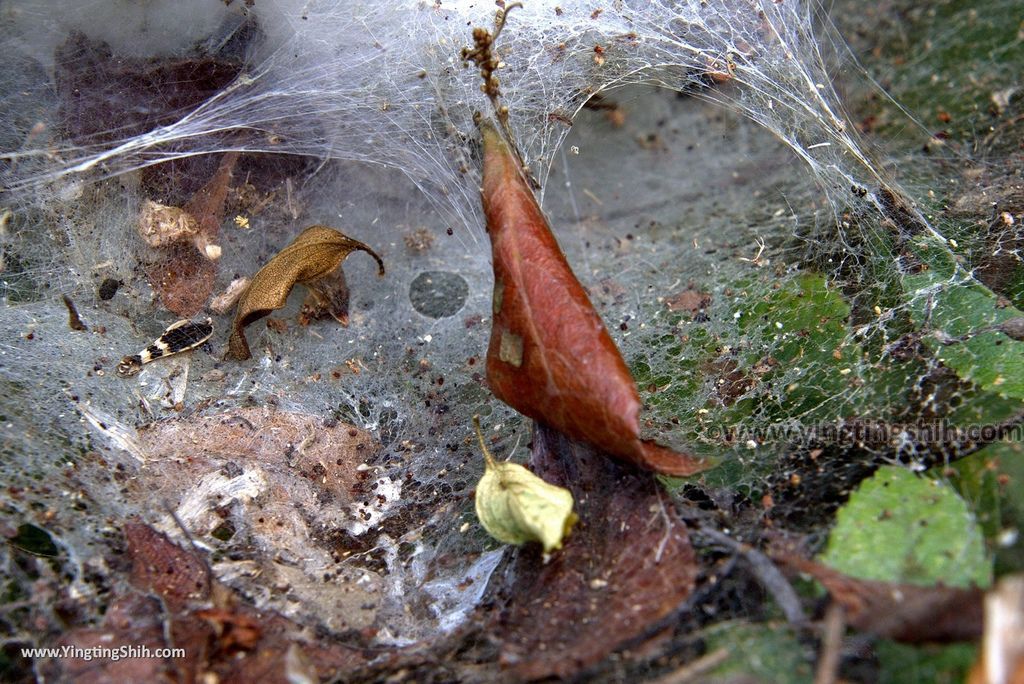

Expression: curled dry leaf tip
xmin=480 ymin=120 xmax=710 ymax=476
xmin=228 ymin=225 xmax=384 ymax=360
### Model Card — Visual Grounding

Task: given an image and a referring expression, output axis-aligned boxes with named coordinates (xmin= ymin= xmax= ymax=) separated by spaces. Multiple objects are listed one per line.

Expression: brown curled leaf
xmin=480 ymin=120 xmax=709 ymax=476
xmin=228 ymin=225 xmax=384 ymax=360
xmin=779 ymin=554 xmax=984 ymax=643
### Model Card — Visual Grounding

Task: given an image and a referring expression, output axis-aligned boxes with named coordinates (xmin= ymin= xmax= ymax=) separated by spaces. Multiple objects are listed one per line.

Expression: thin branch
xmin=696 ymin=525 xmax=808 ymax=626
xmin=813 ymin=602 xmax=845 ymax=684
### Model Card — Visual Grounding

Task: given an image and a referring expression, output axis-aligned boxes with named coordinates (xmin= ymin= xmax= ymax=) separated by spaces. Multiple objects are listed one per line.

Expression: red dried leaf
xmin=184 ymin=151 xmax=238 ymax=248
xmin=781 ymin=555 xmax=983 ymax=643
xmin=147 ymin=152 xmax=238 ymax=317
xmin=480 ymin=121 xmax=708 ymax=476
xmin=493 ymin=425 xmax=698 ymax=679
xmin=146 ymin=244 xmax=216 ymax=317
xmin=124 ymin=522 xmax=210 ymax=611
xmin=41 ymin=590 xmax=218 ymax=684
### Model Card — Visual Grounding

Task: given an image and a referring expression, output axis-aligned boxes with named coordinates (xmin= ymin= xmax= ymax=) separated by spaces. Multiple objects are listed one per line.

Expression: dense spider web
xmin=0 ymin=0 xmax=1019 ymax=661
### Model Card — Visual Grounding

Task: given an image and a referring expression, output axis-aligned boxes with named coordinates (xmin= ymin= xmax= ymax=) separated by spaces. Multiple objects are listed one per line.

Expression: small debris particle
xmin=605 ymin=106 xmax=626 ymax=127
xmin=209 ymin=277 xmax=250 ymax=314
xmin=98 ymin=278 xmax=121 ymax=301
xmin=998 ymin=318 xmax=1024 ymax=341
xmin=403 ymin=227 xmax=435 ymax=253
xmin=664 ymin=288 xmax=711 ymax=315
xmin=62 ymin=295 xmax=87 ymax=331
xmin=990 ymin=87 xmax=1017 ymax=115
xmin=138 ymin=199 xmax=198 ymax=246
xmin=234 ymin=215 xmax=250 ymax=229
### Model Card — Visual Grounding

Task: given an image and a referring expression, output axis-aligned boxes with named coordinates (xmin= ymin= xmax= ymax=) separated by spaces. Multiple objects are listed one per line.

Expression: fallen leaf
xmin=479 ymin=120 xmax=709 ymax=476
xmin=493 ymin=424 xmax=699 ymax=679
xmin=780 ymin=555 xmax=983 ymax=643
xmin=144 ymin=152 xmax=238 ymax=316
xmin=228 ymin=225 xmax=385 ymax=359
xmin=146 ymin=245 xmax=217 ymax=318
xmin=124 ymin=522 xmax=210 ymax=611
xmin=47 ymin=593 xmax=198 ymax=684
xmin=182 ymin=150 xmax=238 ymax=261
xmin=473 ymin=416 xmax=576 ymax=552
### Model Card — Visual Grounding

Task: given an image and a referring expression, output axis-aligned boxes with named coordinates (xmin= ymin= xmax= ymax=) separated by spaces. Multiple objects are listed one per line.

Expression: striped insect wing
xmin=159 ymin=318 xmax=214 ymax=354
xmin=117 ymin=318 xmax=214 ymax=377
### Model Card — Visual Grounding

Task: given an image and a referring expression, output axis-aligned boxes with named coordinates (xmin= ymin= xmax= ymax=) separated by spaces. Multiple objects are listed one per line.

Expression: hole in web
xmin=409 ymin=271 xmax=470 ymax=318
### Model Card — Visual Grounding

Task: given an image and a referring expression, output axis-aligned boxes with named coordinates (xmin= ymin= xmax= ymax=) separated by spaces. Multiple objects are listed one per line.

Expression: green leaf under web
xmin=819 ymin=465 xmax=990 ymax=588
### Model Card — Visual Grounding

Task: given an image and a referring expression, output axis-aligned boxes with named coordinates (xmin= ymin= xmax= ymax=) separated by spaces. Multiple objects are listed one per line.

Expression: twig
xmin=462 ymin=3 xmax=540 ymax=188
xmin=813 ymin=602 xmax=845 ymax=684
xmin=461 ymin=3 xmax=522 ymax=133
xmin=163 ymin=499 xmax=214 ymax=599
xmin=651 ymin=648 xmax=729 ymax=684
xmin=696 ymin=525 xmax=807 ymax=626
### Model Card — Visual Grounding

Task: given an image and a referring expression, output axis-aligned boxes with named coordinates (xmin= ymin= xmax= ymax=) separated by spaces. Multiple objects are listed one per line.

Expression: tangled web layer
xmin=3 ymin=0 xmax=1014 ymax=657
xmin=2 ymin=0 xmax=929 ymax=236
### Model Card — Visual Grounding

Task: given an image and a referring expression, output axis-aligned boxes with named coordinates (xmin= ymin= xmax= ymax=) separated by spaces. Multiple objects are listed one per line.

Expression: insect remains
xmin=117 ymin=318 xmax=214 ymax=377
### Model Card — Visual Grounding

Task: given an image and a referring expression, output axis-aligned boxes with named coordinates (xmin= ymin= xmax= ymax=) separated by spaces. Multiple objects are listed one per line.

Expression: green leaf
xmin=875 ymin=641 xmax=977 ymax=684
xmin=9 ymin=523 xmax=59 ymax=557
xmin=819 ymin=465 xmax=990 ymax=587
xmin=703 ymin=622 xmax=813 ymax=684
xmin=737 ymin=274 xmax=859 ymax=419
xmin=905 ymin=235 xmax=1024 ymax=400
xmin=941 ymin=446 xmax=1003 ymax=542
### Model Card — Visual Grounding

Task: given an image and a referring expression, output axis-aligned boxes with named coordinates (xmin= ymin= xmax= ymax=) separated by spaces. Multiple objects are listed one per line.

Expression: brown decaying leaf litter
xmin=228 ymin=225 xmax=385 ymax=359
xmin=778 ymin=554 xmax=984 ymax=643
xmin=480 ymin=119 xmax=709 ymax=476
xmin=109 ymin=408 xmax=393 ymax=638
xmin=41 ymin=523 xmax=364 ymax=683
xmin=491 ymin=425 xmax=699 ymax=680
xmin=143 ymin=151 xmax=238 ymax=317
